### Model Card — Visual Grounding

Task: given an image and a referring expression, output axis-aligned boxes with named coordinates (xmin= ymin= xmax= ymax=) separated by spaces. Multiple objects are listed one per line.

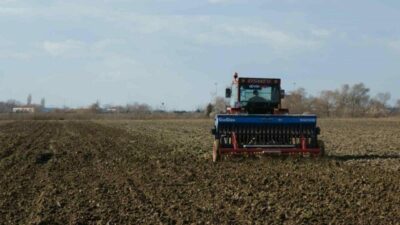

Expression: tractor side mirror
xmin=225 ymin=88 xmax=232 ymax=98
xmin=280 ymin=89 xmax=285 ymax=99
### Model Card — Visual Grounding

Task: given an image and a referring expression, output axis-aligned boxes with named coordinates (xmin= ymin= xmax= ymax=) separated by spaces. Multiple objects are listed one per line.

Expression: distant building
xmin=103 ymin=107 xmax=120 ymax=113
xmin=41 ymin=107 xmax=57 ymax=113
xmin=12 ymin=107 xmax=36 ymax=113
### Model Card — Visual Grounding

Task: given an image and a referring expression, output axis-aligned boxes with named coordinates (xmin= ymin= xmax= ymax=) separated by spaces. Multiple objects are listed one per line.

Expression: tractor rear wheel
xmin=213 ymin=139 xmax=220 ymax=163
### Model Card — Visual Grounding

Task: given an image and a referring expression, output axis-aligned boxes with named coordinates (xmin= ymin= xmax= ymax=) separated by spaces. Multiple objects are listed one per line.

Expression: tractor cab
xmin=225 ymin=73 xmax=286 ymax=114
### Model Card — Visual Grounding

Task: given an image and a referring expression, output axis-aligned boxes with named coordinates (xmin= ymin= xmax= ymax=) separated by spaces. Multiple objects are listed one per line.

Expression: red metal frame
xmin=226 ymin=107 xmax=243 ymax=114
xmin=220 ymin=133 xmax=321 ymax=156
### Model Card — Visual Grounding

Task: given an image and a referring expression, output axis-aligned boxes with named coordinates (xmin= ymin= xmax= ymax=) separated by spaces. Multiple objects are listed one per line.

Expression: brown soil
xmin=0 ymin=119 xmax=399 ymax=225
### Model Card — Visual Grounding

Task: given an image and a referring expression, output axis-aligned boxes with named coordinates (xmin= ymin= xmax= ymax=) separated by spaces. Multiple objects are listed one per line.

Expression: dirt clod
xmin=36 ymin=153 xmax=53 ymax=165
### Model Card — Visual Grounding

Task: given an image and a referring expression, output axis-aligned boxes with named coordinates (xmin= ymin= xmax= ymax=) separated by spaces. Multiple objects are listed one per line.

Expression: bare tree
xmin=316 ymin=90 xmax=337 ymax=117
xmin=0 ymin=99 xmax=20 ymax=113
xmin=282 ymin=88 xmax=310 ymax=114
xmin=126 ymin=103 xmax=152 ymax=114
xmin=333 ymin=84 xmax=349 ymax=117
xmin=347 ymin=83 xmax=370 ymax=117
xmin=213 ymin=96 xmax=227 ymax=114
xmin=368 ymin=93 xmax=391 ymax=117
xmin=396 ymin=99 xmax=400 ymax=116
xmin=205 ymin=103 xmax=213 ymax=117
xmin=376 ymin=92 xmax=391 ymax=107
xmin=89 ymin=100 xmax=101 ymax=113
xmin=280 ymin=84 xmax=394 ymax=118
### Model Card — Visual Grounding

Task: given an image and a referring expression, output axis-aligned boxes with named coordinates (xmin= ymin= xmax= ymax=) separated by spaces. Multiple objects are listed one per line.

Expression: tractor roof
xmin=238 ymin=77 xmax=281 ymax=85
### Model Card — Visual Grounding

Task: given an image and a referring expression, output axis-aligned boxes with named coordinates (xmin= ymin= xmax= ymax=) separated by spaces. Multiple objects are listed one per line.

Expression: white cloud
xmin=43 ymin=40 xmax=86 ymax=56
xmin=388 ymin=40 xmax=400 ymax=52
xmin=92 ymin=39 xmax=126 ymax=51
xmin=195 ymin=24 xmax=321 ymax=53
xmin=41 ymin=38 xmax=129 ymax=58
xmin=0 ymin=37 xmax=31 ymax=60
xmin=0 ymin=36 xmax=12 ymax=47
xmin=87 ymin=54 xmax=139 ymax=81
xmin=207 ymin=0 xmax=316 ymax=4
xmin=0 ymin=6 xmax=28 ymax=15
xmin=0 ymin=0 xmax=17 ymax=3
xmin=0 ymin=2 xmax=325 ymax=53
xmin=311 ymin=28 xmax=332 ymax=38
xmin=0 ymin=52 xmax=31 ymax=60
xmin=226 ymin=25 xmax=310 ymax=47
xmin=360 ymin=37 xmax=400 ymax=53
xmin=7 ymin=2 xmax=331 ymax=62
xmin=102 ymin=54 xmax=138 ymax=70
xmin=0 ymin=3 xmax=205 ymax=36
xmin=207 ymin=0 xmax=250 ymax=4
xmin=208 ymin=0 xmax=233 ymax=4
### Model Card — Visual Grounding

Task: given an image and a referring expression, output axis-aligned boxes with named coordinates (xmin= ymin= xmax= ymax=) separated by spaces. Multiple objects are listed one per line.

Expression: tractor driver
xmin=248 ymin=90 xmax=267 ymax=103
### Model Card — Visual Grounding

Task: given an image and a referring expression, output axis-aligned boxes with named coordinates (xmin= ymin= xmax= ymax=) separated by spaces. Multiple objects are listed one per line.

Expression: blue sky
xmin=0 ymin=0 xmax=399 ymax=110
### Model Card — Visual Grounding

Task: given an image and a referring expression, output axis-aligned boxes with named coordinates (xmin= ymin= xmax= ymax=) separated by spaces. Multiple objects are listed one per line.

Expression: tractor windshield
xmin=239 ymin=84 xmax=280 ymax=106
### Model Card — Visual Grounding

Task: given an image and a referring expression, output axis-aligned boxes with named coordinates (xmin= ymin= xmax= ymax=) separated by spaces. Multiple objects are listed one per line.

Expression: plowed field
xmin=0 ymin=119 xmax=399 ymax=225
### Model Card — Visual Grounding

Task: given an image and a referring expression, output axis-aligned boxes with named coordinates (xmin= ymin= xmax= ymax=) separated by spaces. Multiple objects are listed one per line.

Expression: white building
xmin=12 ymin=107 xmax=35 ymax=113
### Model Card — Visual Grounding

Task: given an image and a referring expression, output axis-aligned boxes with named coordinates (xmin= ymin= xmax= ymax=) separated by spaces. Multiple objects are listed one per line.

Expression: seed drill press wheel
xmin=213 ymin=139 xmax=220 ymax=163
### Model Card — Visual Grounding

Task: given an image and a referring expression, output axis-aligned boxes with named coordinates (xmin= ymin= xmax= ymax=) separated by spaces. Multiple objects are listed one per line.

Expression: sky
xmin=0 ymin=0 xmax=399 ymax=110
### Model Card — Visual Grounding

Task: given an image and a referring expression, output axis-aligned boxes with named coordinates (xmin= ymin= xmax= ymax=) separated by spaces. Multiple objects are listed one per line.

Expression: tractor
xmin=211 ymin=73 xmax=324 ymax=162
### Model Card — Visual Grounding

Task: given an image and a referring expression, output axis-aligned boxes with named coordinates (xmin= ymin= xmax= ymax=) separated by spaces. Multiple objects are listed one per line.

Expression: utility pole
xmin=210 ymin=82 xmax=218 ymax=101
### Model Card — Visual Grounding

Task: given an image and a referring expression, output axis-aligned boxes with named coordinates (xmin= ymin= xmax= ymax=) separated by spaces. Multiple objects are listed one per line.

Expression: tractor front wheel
xmin=213 ymin=139 xmax=220 ymax=163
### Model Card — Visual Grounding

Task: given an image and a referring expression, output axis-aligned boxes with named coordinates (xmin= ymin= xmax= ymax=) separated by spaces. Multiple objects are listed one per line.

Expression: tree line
xmin=282 ymin=83 xmax=399 ymax=117
xmin=206 ymin=83 xmax=400 ymax=118
xmin=0 ymin=99 xmax=20 ymax=113
xmin=0 ymin=94 xmax=46 ymax=113
xmin=1 ymin=83 xmax=399 ymax=118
